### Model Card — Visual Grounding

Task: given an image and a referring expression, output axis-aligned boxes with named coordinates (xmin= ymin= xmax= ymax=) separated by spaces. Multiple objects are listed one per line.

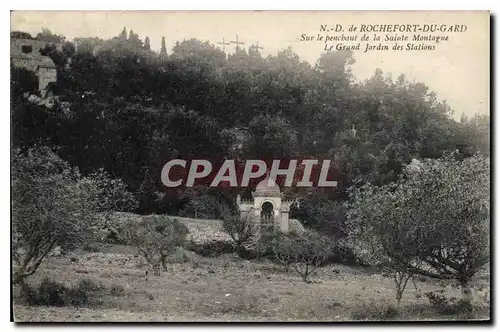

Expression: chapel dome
xmin=254 ymin=177 xmax=281 ymax=197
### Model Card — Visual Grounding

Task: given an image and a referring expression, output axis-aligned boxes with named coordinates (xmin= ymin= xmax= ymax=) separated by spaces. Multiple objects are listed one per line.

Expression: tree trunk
xmin=396 ymin=289 xmax=402 ymax=307
xmin=461 ymin=280 xmax=473 ymax=303
xmin=302 ymin=264 xmax=309 ymax=282
xmin=13 ymin=270 xmax=26 ymax=285
xmin=161 ymin=254 xmax=168 ymax=272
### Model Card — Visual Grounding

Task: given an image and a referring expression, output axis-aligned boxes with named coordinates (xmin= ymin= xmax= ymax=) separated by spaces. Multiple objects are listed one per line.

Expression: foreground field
xmin=13 ymin=216 xmax=490 ymax=322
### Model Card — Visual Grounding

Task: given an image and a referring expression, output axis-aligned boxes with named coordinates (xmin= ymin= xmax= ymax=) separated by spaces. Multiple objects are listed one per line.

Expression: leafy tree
xmin=88 ymin=168 xmax=138 ymax=213
xmin=11 ymin=63 xmax=39 ymax=97
xmin=11 ymin=31 xmax=33 ymax=39
xmin=11 ymin=147 xmax=99 ymax=284
xmin=36 ymin=27 xmax=66 ymax=43
xmin=347 ymin=153 xmax=490 ymax=304
xmin=293 ymin=192 xmax=348 ymax=237
xmin=143 ymin=36 xmax=151 ymax=51
xmin=119 ymin=27 xmax=127 ymax=41
xmin=10 ymin=28 xmax=490 ymax=218
xmin=276 ymin=230 xmax=333 ymax=282
xmin=160 ymin=36 xmax=167 ymax=55
xmin=221 ymin=208 xmax=258 ymax=255
xmin=269 ymin=231 xmax=294 ymax=272
xmin=246 ymin=114 xmax=298 ymax=158
xmin=127 ymin=30 xmax=142 ymax=51
xmin=122 ymin=216 xmax=189 ymax=275
xmin=346 ymin=178 xmax=425 ymax=306
xmin=85 ymin=168 xmax=139 ymax=242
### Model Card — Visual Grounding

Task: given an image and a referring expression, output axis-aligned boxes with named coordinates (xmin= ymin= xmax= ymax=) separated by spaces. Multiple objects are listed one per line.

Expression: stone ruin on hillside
xmin=11 ymin=37 xmax=60 ymax=94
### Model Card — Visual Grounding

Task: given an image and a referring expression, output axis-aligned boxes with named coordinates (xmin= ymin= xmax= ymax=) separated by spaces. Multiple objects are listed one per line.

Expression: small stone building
xmin=237 ymin=176 xmax=300 ymax=234
xmin=11 ymin=38 xmax=59 ymax=93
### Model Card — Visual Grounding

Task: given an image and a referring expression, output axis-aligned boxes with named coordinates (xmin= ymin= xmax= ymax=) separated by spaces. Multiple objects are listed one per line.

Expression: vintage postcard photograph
xmin=10 ymin=10 xmax=490 ymax=322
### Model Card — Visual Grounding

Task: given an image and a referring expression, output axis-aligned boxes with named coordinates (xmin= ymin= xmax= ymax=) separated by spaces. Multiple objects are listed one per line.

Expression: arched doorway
xmin=261 ymin=201 xmax=274 ymax=232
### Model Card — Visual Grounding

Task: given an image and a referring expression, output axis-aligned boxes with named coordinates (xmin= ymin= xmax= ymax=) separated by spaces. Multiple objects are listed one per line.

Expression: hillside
xmin=12 ymin=213 xmax=490 ymax=322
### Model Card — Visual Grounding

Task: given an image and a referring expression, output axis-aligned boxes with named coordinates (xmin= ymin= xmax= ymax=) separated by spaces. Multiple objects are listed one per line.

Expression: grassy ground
xmin=12 ymin=215 xmax=491 ymax=322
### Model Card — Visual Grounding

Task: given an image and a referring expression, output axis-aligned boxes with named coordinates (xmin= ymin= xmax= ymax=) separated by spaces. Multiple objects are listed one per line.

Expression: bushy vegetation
xmin=19 ymin=278 xmax=102 ymax=307
xmin=11 ymin=28 xmax=489 ymax=217
xmin=350 ymin=301 xmax=399 ymax=321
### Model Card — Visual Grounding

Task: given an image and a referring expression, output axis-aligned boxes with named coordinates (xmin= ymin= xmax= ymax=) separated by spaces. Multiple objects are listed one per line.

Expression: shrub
xmin=77 ymin=278 xmax=100 ymax=292
xmin=351 ymin=302 xmax=399 ymax=321
xmin=65 ymin=285 xmax=90 ymax=306
xmin=424 ymin=291 xmax=474 ymax=317
xmin=110 ymin=284 xmax=125 ymax=296
xmin=184 ymin=240 xmax=235 ymax=257
xmin=17 ymin=277 xmax=111 ymax=307
xmin=36 ymin=278 xmax=68 ymax=306
xmin=167 ymin=247 xmax=200 ymax=264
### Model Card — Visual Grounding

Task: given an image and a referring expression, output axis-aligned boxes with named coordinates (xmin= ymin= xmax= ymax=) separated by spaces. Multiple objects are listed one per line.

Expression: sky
xmin=10 ymin=10 xmax=490 ymax=119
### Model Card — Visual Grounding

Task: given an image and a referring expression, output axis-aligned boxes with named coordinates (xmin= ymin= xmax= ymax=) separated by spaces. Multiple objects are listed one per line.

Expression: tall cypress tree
xmin=160 ymin=36 xmax=167 ymax=55
xmin=119 ymin=27 xmax=127 ymax=40
xmin=144 ymin=36 xmax=151 ymax=51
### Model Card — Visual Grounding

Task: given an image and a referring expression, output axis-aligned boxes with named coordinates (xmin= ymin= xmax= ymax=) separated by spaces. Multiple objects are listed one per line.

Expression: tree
xmin=11 ymin=31 xmax=33 ymax=39
xmin=122 ymin=216 xmax=189 ymax=275
xmin=119 ymin=27 xmax=127 ymax=41
xmin=293 ymin=192 xmax=348 ymax=237
xmin=221 ymin=208 xmax=258 ymax=255
xmin=346 ymin=179 xmax=425 ymax=306
xmin=246 ymin=114 xmax=298 ymax=158
xmin=85 ymin=168 xmax=139 ymax=242
xmin=11 ymin=147 xmax=99 ymax=284
xmin=143 ymin=36 xmax=151 ymax=51
xmin=73 ymin=37 xmax=104 ymax=54
xmin=127 ymin=30 xmax=142 ymax=51
xmin=11 ymin=63 xmax=39 ymax=97
xmin=283 ymin=230 xmax=333 ymax=282
xmin=347 ymin=153 xmax=490 ymax=304
xmin=36 ymin=27 xmax=65 ymax=43
xmin=411 ymin=153 xmax=489 ymax=303
xmin=269 ymin=231 xmax=294 ymax=272
xmin=160 ymin=36 xmax=167 ymax=55
xmin=11 ymin=28 xmax=489 ymax=220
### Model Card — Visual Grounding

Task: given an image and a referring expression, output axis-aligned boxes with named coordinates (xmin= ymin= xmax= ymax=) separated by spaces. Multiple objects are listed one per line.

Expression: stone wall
xmin=38 ymin=67 xmax=58 ymax=91
xmin=11 ymin=38 xmax=63 ymax=55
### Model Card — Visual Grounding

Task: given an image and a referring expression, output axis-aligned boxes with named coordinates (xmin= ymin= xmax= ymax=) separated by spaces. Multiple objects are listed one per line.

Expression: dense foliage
xmin=11 ymin=27 xmax=489 ymax=220
xmin=11 ymin=147 xmax=98 ymax=284
xmin=347 ymin=153 xmax=490 ymax=303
